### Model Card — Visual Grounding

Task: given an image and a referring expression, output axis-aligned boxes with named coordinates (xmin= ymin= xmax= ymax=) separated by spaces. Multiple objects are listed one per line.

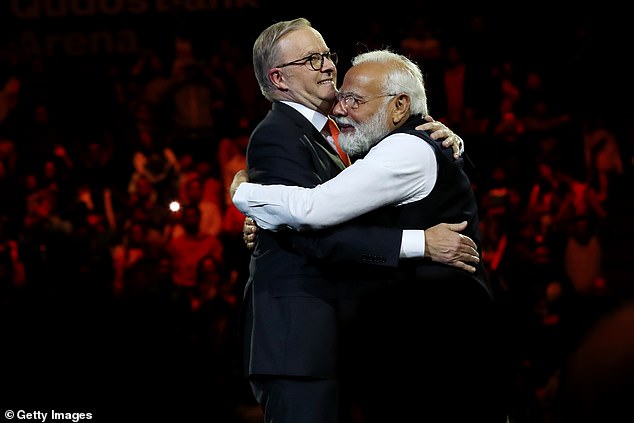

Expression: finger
xmin=432 ymin=129 xmax=451 ymax=140
xmin=459 ymin=234 xmax=476 ymax=248
xmin=453 ymin=136 xmax=463 ymax=158
xmin=451 ymin=144 xmax=459 ymax=158
xmin=459 ymin=234 xmax=478 ymax=250
xmin=461 ymin=253 xmax=480 ymax=264
xmin=429 ymin=124 xmax=444 ymax=135
xmin=440 ymin=133 xmax=455 ymax=145
xmin=464 ymin=263 xmax=476 ymax=274
xmin=462 ymin=247 xmax=479 ymax=260
xmin=448 ymin=221 xmax=468 ymax=231
xmin=419 ymin=120 xmax=446 ymax=132
xmin=416 ymin=122 xmax=435 ymax=132
xmin=453 ymin=260 xmax=476 ymax=274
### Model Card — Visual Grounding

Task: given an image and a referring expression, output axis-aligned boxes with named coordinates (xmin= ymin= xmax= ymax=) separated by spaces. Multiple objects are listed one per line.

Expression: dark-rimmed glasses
xmin=336 ymin=93 xmax=397 ymax=110
xmin=276 ymin=51 xmax=338 ymax=71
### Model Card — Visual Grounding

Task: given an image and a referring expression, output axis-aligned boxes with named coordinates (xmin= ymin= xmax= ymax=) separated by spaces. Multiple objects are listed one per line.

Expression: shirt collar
xmin=281 ymin=101 xmax=329 ymax=132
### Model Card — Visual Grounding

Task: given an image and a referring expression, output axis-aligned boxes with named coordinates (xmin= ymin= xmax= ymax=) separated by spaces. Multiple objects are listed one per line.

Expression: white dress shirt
xmin=234 ymin=129 xmax=438 ymax=259
xmin=281 ymin=101 xmax=337 ymax=151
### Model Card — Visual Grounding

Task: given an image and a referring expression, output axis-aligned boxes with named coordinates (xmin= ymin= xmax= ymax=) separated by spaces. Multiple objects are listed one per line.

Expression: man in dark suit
xmin=242 ymin=18 xmax=479 ymax=423
xmin=234 ymin=48 xmax=509 ymax=422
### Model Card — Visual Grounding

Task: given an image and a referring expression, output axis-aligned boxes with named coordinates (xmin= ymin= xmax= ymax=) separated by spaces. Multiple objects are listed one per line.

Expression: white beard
xmin=338 ymin=106 xmax=391 ymax=157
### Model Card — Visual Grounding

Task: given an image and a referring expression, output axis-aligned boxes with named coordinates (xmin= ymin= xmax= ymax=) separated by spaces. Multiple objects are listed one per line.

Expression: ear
xmin=391 ymin=93 xmax=411 ymax=124
xmin=269 ymin=68 xmax=288 ymax=91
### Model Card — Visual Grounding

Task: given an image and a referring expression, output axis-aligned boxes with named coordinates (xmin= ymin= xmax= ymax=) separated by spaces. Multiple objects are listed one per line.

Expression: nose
xmin=322 ymin=57 xmax=336 ymax=73
xmin=332 ymin=100 xmax=347 ymax=116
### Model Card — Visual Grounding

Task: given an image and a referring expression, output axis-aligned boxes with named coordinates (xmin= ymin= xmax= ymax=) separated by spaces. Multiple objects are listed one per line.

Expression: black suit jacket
xmin=242 ymin=102 xmax=402 ymax=378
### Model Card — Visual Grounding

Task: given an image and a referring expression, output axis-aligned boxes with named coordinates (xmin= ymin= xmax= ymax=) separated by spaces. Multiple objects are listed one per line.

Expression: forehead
xmin=340 ymin=62 xmax=383 ymax=94
xmin=278 ymin=27 xmax=327 ymax=57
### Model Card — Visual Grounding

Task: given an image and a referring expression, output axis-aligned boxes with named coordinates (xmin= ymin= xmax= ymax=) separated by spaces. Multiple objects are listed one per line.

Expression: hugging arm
xmin=242 ymin=213 xmax=479 ymax=273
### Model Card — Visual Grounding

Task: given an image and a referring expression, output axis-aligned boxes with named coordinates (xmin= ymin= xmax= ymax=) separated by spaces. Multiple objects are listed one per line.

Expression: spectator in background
xmin=175 ymin=174 xmax=223 ymax=237
xmin=128 ymin=126 xmax=181 ymax=206
xmin=582 ymin=114 xmax=624 ymax=203
xmin=564 ymin=215 xmax=603 ymax=296
xmin=0 ymin=76 xmax=22 ymax=135
xmin=163 ymin=203 xmax=223 ymax=311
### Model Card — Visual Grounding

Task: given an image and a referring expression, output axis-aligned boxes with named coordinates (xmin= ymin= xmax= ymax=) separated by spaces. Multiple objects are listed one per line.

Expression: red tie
xmin=327 ymin=118 xmax=350 ymax=166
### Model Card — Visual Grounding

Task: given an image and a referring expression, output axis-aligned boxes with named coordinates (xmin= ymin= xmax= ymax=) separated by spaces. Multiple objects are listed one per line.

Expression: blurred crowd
xmin=1 ymin=12 xmax=632 ymax=423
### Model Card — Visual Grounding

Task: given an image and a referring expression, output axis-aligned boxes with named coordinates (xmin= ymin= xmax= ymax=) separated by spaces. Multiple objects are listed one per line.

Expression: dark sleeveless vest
xmin=378 ymin=115 xmax=493 ymax=299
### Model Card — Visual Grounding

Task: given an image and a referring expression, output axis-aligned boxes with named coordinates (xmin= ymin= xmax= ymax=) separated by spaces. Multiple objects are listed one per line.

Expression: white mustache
xmin=333 ymin=117 xmax=353 ymax=128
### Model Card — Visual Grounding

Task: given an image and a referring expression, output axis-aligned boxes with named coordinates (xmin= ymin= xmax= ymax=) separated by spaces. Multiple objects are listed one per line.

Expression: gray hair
xmin=351 ymin=49 xmax=428 ymax=116
xmin=252 ymin=17 xmax=312 ymax=101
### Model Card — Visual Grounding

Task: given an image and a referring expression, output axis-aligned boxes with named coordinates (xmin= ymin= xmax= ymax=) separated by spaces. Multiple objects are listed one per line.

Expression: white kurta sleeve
xmin=232 ymin=134 xmax=437 ymax=231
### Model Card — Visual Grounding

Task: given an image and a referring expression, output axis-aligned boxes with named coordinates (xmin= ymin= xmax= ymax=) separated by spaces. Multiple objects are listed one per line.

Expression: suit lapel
xmin=312 ymin=139 xmax=347 ymax=171
xmin=274 ymin=102 xmax=347 ymax=170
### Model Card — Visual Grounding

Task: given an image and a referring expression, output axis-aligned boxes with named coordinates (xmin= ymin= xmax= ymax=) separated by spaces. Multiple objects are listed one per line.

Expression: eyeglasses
xmin=336 ymin=92 xmax=397 ymax=110
xmin=276 ymin=51 xmax=338 ymax=71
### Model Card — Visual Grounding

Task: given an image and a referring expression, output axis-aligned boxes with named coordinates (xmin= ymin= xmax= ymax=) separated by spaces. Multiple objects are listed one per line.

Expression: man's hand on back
xmin=416 ymin=115 xmax=464 ymax=159
xmin=231 ymin=169 xmax=259 ymax=251
xmin=243 ymin=216 xmax=258 ymax=251
xmin=424 ymin=221 xmax=479 ymax=273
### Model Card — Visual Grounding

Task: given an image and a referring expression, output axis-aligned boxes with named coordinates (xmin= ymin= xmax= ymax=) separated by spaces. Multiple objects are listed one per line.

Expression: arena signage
xmin=4 ymin=0 xmax=261 ymax=56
